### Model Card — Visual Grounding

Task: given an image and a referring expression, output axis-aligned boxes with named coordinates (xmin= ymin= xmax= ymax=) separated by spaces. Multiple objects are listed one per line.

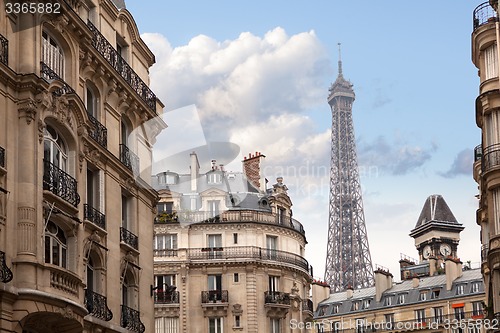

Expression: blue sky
xmin=127 ymin=1 xmax=483 ymax=281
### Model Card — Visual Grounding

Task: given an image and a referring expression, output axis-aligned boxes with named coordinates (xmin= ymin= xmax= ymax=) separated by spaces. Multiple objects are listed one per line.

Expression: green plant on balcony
xmin=155 ymin=211 xmax=178 ymax=223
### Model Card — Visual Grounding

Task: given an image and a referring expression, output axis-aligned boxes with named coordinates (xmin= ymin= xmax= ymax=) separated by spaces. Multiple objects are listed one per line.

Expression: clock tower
xmin=410 ymin=194 xmax=464 ymax=265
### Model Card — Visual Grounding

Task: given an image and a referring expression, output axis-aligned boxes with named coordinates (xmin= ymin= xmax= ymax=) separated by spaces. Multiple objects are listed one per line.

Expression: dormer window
xmin=384 ymin=295 xmax=393 ymax=306
xmin=158 ymin=172 xmax=178 ymax=185
xmin=397 ymin=293 xmax=406 ymax=304
xmin=351 ymin=301 xmax=360 ymax=311
xmin=362 ymin=299 xmax=371 ymax=309
xmin=456 ymin=284 xmax=465 ymax=295
xmin=419 ymin=290 xmax=428 ymax=301
xmin=331 ymin=304 xmax=340 ymax=314
xmin=431 ymin=288 xmax=441 ymax=299
xmin=471 ymin=281 xmax=481 ymax=293
xmin=207 ymin=172 xmax=222 ymax=184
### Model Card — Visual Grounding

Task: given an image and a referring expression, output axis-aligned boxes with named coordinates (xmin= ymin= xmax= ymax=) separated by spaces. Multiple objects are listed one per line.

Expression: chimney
xmin=242 ymin=151 xmax=266 ymax=191
xmin=445 ymin=257 xmax=463 ymax=291
xmin=374 ymin=267 xmax=393 ymax=302
xmin=412 ymin=277 xmax=420 ymax=288
xmin=190 ymin=152 xmax=200 ymax=192
xmin=311 ymin=280 xmax=331 ymax=309
xmin=346 ymin=285 xmax=354 ymax=298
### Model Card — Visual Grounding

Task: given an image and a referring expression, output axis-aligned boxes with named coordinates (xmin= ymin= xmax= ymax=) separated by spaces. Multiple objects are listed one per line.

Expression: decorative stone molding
xmin=17 ymin=206 xmax=36 ymax=255
xmin=18 ymin=99 xmax=38 ymax=125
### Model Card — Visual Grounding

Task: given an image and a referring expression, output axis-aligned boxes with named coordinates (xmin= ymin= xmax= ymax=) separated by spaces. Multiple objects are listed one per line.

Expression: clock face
xmin=422 ymin=245 xmax=432 ymax=259
xmin=440 ymin=244 xmax=452 ymax=256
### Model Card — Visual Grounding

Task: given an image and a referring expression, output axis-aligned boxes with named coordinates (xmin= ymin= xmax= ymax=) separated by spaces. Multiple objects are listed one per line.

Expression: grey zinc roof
xmin=414 ymin=194 xmax=459 ymax=228
xmin=111 ymin=0 xmax=126 ymax=9
xmin=316 ymin=269 xmax=484 ymax=318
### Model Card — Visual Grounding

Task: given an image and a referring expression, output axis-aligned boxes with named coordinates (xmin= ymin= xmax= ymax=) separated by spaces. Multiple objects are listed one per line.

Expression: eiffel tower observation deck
xmin=324 ymin=45 xmax=374 ymax=292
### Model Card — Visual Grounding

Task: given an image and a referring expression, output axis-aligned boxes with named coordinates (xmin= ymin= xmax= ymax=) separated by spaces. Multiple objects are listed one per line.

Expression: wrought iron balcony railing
xmin=187 ymin=246 xmax=310 ymax=272
xmin=474 ymin=144 xmax=482 ymax=162
xmin=0 ymin=33 xmax=7 ymax=66
xmin=84 ymin=204 xmax=106 ymax=229
xmin=201 ymin=290 xmax=229 ymax=304
xmin=43 ymin=159 xmax=80 ymax=207
xmin=121 ymin=305 xmax=145 ymax=333
xmin=0 ymin=146 xmax=4 ymax=168
xmin=120 ymin=227 xmax=138 ymax=250
xmin=482 ymin=143 xmax=500 ymax=173
xmin=87 ymin=112 xmax=107 ymax=149
xmin=265 ymin=291 xmax=290 ymax=305
xmin=302 ymin=299 xmax=314 ymax=313
xmin=40 ymin=62 xmax=75 ymax=96
xmin=154 ymin=290 xmax=180 ymax=304
xmin=474 ymin=2 xmax=497 ymax=30
xmin=86 ymin=21 xmax=157 ymax=113
xmin=155 ymin=209 xmax=306 ymax=235
xmin=0 ymin=251 xmax=13 ymax=283
xmin=84 ymin=289 xmax=113 ymax=321
xmin=119 ymin=144 xmax=139 ymax=175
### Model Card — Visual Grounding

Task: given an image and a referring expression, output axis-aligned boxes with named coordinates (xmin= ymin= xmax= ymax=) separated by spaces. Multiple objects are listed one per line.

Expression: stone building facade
xmin=152 ymin=152 xmax=314 ymax=333
xmin=0 ymin=0 xmax=164 ymax=332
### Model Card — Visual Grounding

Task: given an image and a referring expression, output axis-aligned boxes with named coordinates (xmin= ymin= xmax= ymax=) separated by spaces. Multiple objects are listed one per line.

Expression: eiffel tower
xmin=324 ymin=45 xmax=374 ymax=292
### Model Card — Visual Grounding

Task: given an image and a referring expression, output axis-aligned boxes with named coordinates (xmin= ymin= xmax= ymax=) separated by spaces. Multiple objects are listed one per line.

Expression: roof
xmin=316 ymin=269 xmax=484 ymax=318
xmin=414 ymin=194 xmax=459 ymax=228
xmin=111 ymin=0 xmax=126 ymax=9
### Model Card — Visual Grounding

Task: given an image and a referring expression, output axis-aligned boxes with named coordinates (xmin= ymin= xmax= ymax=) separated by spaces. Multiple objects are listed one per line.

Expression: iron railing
xmin=474 ymin=2 xmax=497 ymax=30
xmin=264 ymin=291 xmax=290 ymax=305
xmin=155 ymin=209 xmax=306 ymax=235
xmin=121 ymin=305 xmax=145 ymax=333
xmin=482 ymin=144 xmax=500 ymax=172
xmin=0 ymin=146 xmax=4 ymax=168
xmin=84 ymin=204 xmax=106 ymax=229
xmin=303 ymin=299 xmax=314 ymax=313
xmin=0 ymin=33 xmax=7 ymax=65
xmin=154 ymin=290 xmax=180 ymax=304
xmin=40 ymin=62 xmax=75 ymax=96
xmin=87 ymin=112 xmax=107 ymax=149
xmin=86 ymin=21 xmax=156 ymax=112
xmin=0 ymin=251 xmax=13 ymax=283
xmin=120 ymin=227 xmax=138 ymax=250
xmin=84 ymin=289 xmax=113 ymax=321
xmin=201 ymin=290 xmax=229 ymax=304
xmin=119 ymin=144 xmax=139 ymax=175
xmin=474 ymin=144 xmax=482 ymax=162
xmin=187 ymin=246 xmax=310 ymax=272
xmin=43 ymin=159 xmax=80 ymax=207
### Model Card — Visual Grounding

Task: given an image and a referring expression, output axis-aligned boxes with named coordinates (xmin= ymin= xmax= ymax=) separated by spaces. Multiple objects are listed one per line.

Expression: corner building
xmin=152 ymin=152 xmax=315 ymax=333
xmin=472 ymin=0 xmax=500 ymax=322
xmin=0 ymin=1 xmax=164 ymax=332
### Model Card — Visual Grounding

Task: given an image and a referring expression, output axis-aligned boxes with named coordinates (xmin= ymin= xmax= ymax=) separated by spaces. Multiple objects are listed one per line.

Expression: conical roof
xmin=328 ymin=44 xmax=355 ymax=103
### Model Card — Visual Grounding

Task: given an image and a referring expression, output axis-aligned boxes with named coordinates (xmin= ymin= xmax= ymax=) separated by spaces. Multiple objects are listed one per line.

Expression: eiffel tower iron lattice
xmin=324 ymin=45 xmax=374 ymax=292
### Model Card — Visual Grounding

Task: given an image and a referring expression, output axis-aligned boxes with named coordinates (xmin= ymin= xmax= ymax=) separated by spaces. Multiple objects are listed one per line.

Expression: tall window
xmin=87 ymin=257 xmax=96 ymax=292
xmin=485 ymin=43 xmax=498 ymax=80
xmin=157 ymin=202 xmax=173 ymax=214
xmin=44 ymin=125 xmax=67 ymax=170
xmin=208 ymin=200 xmax=220 ymax=217
xmin=278 ymin=207 xmax=285 ymax=224
xmin=454 ymin=306 xmax=465 ymax=320
xmin=86 ymin=86 xmax=97 ymax=117
xmin=121 ymin=194 xmax=129 ymax=229
xmin=44 ymin=221 xmax=67 ymax=268
xmin=266 ymin=235 xmax=277 ymax=259
xmin=42 ymin=31 xmax=64 ymax=77
xmin=208 ymin=234 xmax=222 ymax=248
xmin=415 ymin=309 xmax=425 ymax=323
xmin=154 ymin=234 xmax=177 ymax=256
xmin=208 ymin=274 xmax=222 ymax=302
xmin=355 ymin=318 xmax=365 ymax=333
xmin=209 ymin=317 xmax=223 ymax=333
xmin=87 ymin=168 xmax=100 ymax=209
xmin=270 ymin=318 xmax=280 ymax=333
xmin=155 ymin=274 xmax=176 ymax=290
xmin=472 ymin=301 xmax=484 ymax=316
xmin=121 ymin=120 xmax=129 ymax=146
xmin=433 ymin=307 xmax=444 ymax=323
xmin=269 ymin=276 xmax=279 ymax=293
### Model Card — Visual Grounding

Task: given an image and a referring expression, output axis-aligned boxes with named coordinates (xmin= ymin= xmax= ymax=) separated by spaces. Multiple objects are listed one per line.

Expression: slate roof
xmin=414 ymin=194 xmax=459 ymax=228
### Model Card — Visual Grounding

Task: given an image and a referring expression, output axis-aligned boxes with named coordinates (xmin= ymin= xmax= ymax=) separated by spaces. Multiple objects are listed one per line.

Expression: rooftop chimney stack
xmin=190 ymin=152 xmax=200 ymax=192
xmin=242 ymin=151 xmax=266 ymax=191
xmin=445 ymin=257 xmax=463 ymax=291
xmin=374 ymin=266 xmax=393 ymax=302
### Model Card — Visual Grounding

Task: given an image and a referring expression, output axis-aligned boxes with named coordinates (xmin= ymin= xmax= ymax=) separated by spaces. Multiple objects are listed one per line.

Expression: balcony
xmin=154 ymin=290 xmax=180 ymax=304
xmin=120 ymin=227 xmax=138 ymax=250
xmin=475 ymin=144 xmax=482 ymax=162
xmin=187 ymin=246 xmax=310 ymax=272
xmin=119 ymin=144 xmax=139 ymax=175
xmin=84 ymin=204 xmax=106 ymax=230
xmin=201 ymin=290 xmax=229 ymax=317
xmin=40 ymin=62 xmax=75 ymax=96
xmin=0 ymin=33 xmax=7 ymax=65
xmin=86 ymin=21 xmax=157 ymax=113
xmin=43 ymin=159 xmax=80 ymax=207
xmin=482 ymin=144 xmax=500 ymax=173
xmin=474 ymin=2 xmax=497 ymax=30
xmin=0 ymin=251 xmax=13 ymax=283
xmin=0 ymin=146 xmax=4 ymax=168
xmin=87 ymin=112 xmax=107 ymax=149
xmin=121 ymin=305 xmax=145 ymax=333
xmin=302 ymin=298 xmax=314 ymax=314
xmin=84 ymin=289 xmax=113 ymax=321
xmin=264 ymin=291 xmax=290 ymax=318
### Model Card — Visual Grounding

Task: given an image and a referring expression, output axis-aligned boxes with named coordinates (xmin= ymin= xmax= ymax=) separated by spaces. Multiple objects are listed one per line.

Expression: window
xmin=233 ymin=233 xmax=238 ymax=244
xmin=234 ymin=315 xmax=241 ymax=328
xmin=44 ymin=125 xmax=67 ymax=170
xmin=208 ymin=274 xmax=222 ymax=302
xmin=415 ymin=309 xmax=425 ymax=323
xmin=384 ymin=295 xmax=393 ymax=306
xmin=121 ymin=120 xmax=129 ymax=146
xmin=157 ymin=202 xmax=173 ymax=214
xmin=208 ymin=200 xmax=220 ymax=218
xmin=471 ymin=281 xmax=481 ymax=293
xmin=121 ymin=194 xmax=129 ymax=229
xmin=270 ymin=318 xmax=280 ymax=333
xmin=86 ymin=86 xmax=98 ymax=117
xmin=419 ymin=290 xmax=428 ymax=301
xmin=86 ymin=168 xmax=101 ymax=209
xmin=355 ymin=318 xmax=365 ymax=333
xmin=158 ymin=173 xmax=177 ymax=185
xmin=155 ymin=317 xmax=179 ymax=333
xmin=42 ymin=31 xmax=64 ymax=77
xmin=485 ymin=43 xmax=498 ymax=80
xmin=266 ymin=235 xmax=278 ymax=259
xmin=454 ymin=306 xmax=465 ymax=320
xmin=472 ymin=301 xmax=484 ymax=317
xmin=208 ymin=234 xmax=222 ymax=258
xmin=209 ymin=317 xmax=223 ymax=333
xmin=397 ymin=293 xmax=406 ymax=304
xmin=318 ymin=305 xmax=328 ymax=316
xmin=154 ymin=234 xmax=177 ymax=256
xmin=234 ymin=273 xmax=239 ymax=283
xmin=44 ymin=221 xmax=67 ymax=268
xmin=456 ymin=284 xmax=465 ymax=295
xmin=87 ymin=257 xmax=95 ymax=291
xmin=122 ymin=272 xmax=135 ymax=308
xmin=384 ymin=314 xmax=394 ymax=324
xmin=351 ymin=301 xmax=360 ymax=311
xmin=433 ymin=307 xmax=444 ymax=323
xmin=331 ymin=304 xmax=340 ymax=314
xmin=362 ymin=299 xmax=371 ymax=309
xmin=269 ymin=276 xmax=279 ymax=293
xmin=278 ymin=207 xmax=286 ymax=224
xmin=208 ymin=172 xmax=222 ymax=184
xmin=155 ymin=274 xmax=176 ymax=290
xmin=332 ymin=321 xmax=340 ymax=333
xmin=431 ymin=288 xmax=440 ymax=299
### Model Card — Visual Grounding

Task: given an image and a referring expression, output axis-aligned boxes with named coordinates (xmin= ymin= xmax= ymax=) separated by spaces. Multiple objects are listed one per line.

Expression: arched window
xmin=122 ymin=273 xmax=132 ymax=307
xmin=43 ymin=125 xmax=67 ymax=170
xmin=44 ymin=221 xmax=67 ymax=268
xmin=42 ymin=31 xmax=64 ymax=78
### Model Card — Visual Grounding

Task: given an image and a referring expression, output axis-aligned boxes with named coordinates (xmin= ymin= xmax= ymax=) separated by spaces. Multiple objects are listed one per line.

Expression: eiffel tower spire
xmin=324 ymin=48 xmax=374 ymax=292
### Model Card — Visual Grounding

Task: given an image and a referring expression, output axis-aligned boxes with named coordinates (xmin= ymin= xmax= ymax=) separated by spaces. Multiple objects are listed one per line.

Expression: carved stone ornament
xmin=56 ymin=305 xmax=75 ymax=319
xmin=54 ymin=95 xmax=73 ymax=128
xmin=232 ymin=303 xmax=243 ymax=315
xmin=18 ymin=99 xmax=38 ymax=125
xmin=38 ymin=119 xmax=46 ymax=143
xmin=50 ymin=14 xmax=70 ymax=34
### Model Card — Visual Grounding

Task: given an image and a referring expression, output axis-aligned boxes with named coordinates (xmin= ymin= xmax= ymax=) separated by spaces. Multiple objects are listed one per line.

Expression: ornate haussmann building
xmin=472 ymin=0 xmax=500 ymax=323
xmin=0 ymin=0 xmax=164 ymax=332
xmin=151 ymin=152 xmax=315 ymax=333
xmin=313 ymin=195 xmax=486 ymax=333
